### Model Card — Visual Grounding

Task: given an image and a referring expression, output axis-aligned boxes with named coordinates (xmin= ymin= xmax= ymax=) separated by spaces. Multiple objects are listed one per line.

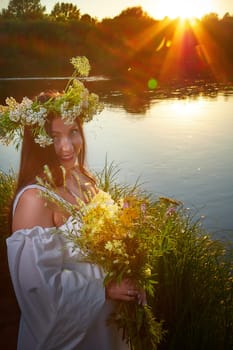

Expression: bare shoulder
xmin=12 ymin=188 xmax=54 ymax=231
xmin=15 ymin=188 xmax=47 ymax=212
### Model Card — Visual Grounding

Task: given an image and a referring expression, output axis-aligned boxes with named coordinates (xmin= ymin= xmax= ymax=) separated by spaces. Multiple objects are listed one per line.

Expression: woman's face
xmin=50 ymin=117 xmax=83 ymax=171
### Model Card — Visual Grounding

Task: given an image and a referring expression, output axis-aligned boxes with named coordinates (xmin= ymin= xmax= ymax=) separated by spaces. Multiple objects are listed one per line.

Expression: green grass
xmin=0 ymin=169 xmax=19 ymax=349
xmin=0 ymin=169 xmax=16 ymax=248
xmin=95 ymin=157 xmax=148 ymax=201
xmin=150 ymin=209 xmax=233 ymax=350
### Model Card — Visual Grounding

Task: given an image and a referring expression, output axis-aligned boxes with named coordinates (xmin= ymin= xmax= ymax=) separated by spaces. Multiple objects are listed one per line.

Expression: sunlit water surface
xmin=0 ymin=79 xmax=233 ymax=240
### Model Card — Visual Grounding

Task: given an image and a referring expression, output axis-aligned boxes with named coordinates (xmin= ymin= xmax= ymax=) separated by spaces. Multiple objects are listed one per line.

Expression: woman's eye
xmin=71 ymin=129 xmax=79 ymax=136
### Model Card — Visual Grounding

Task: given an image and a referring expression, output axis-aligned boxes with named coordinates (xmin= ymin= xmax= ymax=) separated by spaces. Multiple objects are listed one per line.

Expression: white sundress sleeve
xmin=7 ymin=185 xmax=106 ymax=349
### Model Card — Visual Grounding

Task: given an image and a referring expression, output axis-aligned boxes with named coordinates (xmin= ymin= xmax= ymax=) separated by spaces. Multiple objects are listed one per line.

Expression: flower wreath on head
xmin=0 ymin=56 xmax=104 ymax=149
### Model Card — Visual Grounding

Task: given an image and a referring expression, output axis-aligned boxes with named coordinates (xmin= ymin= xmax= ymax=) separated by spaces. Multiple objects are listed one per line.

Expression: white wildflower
xmin=21 ymin=97 xmax=33 ymax=109
xmin=70 ymin=56 xmax=91 ymax=77
xmin=60 ymin=102 xmax=82 ymax=124
xmin=34 ymin=133 xmax=53 ymax=147
xmin=9 ymin=109 xmax=21 ymax=122
xmin=37 ymin=107 xmax=47 ymax=126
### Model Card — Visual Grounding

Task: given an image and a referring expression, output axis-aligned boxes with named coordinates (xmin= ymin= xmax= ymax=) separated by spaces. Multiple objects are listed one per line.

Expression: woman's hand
xmin=105 ymin=278 xmax=147 ymax=305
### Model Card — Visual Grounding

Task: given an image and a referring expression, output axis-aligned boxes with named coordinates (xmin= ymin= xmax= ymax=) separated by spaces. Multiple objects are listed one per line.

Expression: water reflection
xmin=1 ymin=77 xmax=232 ymax=116
xmin=165 ymin=98 xmax=206 ymax=120
xmin=91 ymin=78 xmax=233 ymax=115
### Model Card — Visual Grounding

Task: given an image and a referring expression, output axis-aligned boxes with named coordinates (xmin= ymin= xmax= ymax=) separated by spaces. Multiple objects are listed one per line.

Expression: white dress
xmin=7 ymin=185 xmax=129 ymax=350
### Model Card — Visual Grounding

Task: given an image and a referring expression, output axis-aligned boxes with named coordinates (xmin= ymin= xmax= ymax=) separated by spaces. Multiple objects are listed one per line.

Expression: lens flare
xmin=148 ymin=78 xmax=158 ymax=89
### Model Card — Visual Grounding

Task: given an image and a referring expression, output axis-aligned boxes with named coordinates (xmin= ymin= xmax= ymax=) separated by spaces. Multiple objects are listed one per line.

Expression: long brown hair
xmin=10 ymin=91 xmax=95 ymax=226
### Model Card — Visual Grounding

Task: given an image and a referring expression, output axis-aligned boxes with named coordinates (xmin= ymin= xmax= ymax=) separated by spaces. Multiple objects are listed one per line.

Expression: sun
xmin=146 ymin=0 xmax=213 ymax=20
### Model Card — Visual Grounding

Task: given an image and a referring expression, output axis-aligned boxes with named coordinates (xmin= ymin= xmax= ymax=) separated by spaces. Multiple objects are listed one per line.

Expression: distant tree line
xmin=0 ymin=0 xmax=233 ymax=82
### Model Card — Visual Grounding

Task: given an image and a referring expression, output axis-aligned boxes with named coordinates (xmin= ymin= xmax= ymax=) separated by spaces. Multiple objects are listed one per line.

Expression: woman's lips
xmin=60 ymin=154 xmax=74 ymax=161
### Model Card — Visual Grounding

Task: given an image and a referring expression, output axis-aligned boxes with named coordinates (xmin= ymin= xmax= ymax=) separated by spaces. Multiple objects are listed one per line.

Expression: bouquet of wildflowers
xmin=50 ymin=186 xmax=180 ymax=349
xmin=36 ymin=161 xmax=185 ymax=349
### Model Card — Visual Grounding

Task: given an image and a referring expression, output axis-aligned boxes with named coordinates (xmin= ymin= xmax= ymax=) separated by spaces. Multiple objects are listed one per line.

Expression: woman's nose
xmin=60 ymin=137 xmax=73 ymax=151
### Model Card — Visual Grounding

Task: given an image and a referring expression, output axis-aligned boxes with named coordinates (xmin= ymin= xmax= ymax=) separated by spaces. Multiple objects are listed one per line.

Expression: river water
xmin=0 ymin=78 xmax=233 ymax=240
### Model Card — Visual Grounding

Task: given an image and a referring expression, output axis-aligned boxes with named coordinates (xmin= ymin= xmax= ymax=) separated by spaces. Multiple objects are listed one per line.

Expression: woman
xmin=6 ymin=89 xmax=145 ymax=349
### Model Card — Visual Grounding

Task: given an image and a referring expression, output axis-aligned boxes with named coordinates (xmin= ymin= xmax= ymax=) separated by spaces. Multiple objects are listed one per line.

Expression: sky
xmin=0 ymin=0 xmax=233 ymax=20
